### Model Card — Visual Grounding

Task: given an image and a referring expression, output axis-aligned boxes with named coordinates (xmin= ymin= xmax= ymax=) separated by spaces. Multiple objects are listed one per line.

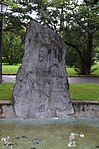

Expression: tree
xmin=30 ymin=0 xmax=99 ymax=74
xmin=4 ymin=0 xmax=99 ymax=74
xmin=84 ymin=0 xmax=99 ymax=5
xmin=3 ymin=31 xmax=24 ymax=65
xmin=66 ymin=47 xmax=79 ymax=67
xmin=2 ymin=0 xmax=27 ymax=64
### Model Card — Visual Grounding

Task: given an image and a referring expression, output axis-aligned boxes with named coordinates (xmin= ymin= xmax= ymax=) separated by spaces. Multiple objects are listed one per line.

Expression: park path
xmin=2 ymin=75 xmax=16 ymax=82
xmin=68 ymin=76 xmax=99 ymax=84
xmin=2 ymin=75 xmax=99 ymax=84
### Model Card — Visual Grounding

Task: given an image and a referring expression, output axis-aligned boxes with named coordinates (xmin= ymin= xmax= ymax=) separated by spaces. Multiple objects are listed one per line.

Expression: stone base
xmin=73 ymin=101 xmax=99 ymax=118
xmin=0 ymin=100 xmax=99 ymax=119
xmin=0 ymin=100 xmax=16 ymax=118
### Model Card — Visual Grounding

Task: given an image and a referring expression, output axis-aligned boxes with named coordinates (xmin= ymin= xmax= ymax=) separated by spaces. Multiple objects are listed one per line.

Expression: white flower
xmin=68 ymin=132 xmax=84 ymax=148
xmin=7 ymin=136 xmax=10 ymax=139
xmin=69 ymin=133 xmax=76 ymax=141
xmin=68 ymin=141 xmax=76 ymax=147
xmin=1 ymin=137 xmax=6 ymax=142
xmin=80 ymin=134 xmax=84 ymax=138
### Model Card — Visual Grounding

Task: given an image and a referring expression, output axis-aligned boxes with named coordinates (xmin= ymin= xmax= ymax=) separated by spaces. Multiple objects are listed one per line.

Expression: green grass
xmin=0 ymin=83 xmax=99 ymax=101
xmin=66 ymin=63 xmax=99 ymax=76
xmin=66 ymin=67 xmax=77 ymax=76
xmin=2 ymin=64 xmax=20 ymax=75
xmin=70 ymin=84 xmax=99 ymax=101
xmin=2 ymin=63 xmax=99 ymax=76
xmin=0 ymin=83 xmax=14 ymax=100
xmin=91 ymin=63 xmax=99 ymax=76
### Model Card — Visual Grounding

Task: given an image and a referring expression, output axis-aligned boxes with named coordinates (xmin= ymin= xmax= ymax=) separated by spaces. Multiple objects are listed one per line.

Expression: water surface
xmin=0 ymin=118 xmax=99 ymax=149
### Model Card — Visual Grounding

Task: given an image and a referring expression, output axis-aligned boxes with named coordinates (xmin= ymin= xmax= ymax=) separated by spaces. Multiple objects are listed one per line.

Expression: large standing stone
xmin=13 ymin=20 xmax=74 ymax=119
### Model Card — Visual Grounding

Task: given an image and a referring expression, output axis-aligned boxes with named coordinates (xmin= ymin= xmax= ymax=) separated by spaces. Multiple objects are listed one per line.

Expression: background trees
xmin=63 ymin=0 xmax=99 ymax=74
xmin=3 ymin=0 xmax=99 ymax=75
xmin=3 ymin=32 xmax=24 ymax=65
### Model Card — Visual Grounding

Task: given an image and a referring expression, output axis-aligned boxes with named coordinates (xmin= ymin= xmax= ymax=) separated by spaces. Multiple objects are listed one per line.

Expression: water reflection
xmin=0 ymin=118 xmax=99 ymax=149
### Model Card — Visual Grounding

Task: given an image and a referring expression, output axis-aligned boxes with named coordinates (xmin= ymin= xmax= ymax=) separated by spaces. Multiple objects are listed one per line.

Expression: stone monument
xmin=13 ymin=20 xmax=74 ymax=118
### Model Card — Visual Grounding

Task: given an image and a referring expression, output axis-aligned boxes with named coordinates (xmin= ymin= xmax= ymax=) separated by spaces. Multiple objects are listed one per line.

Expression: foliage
xmin=3 ymin=0 xmax=99 ymax=75
xmin=91 ymin=62 xmax=99 ymax=75
xmin=66 ymin=62 xmax=99 ymax=76
xmin=66 ymin=67 xmax=77 ymax=76
xmin=62 ymin=1 xmax=99 ymax=74
xmin=66 ymin=47 xmax=79 ymax=67
xmin=3 ymin=32 xmax=24 ymax=65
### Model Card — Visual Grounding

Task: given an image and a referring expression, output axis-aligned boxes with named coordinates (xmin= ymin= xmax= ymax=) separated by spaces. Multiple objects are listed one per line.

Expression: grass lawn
xmin=66 ymin=63 xmax=99 ymax=76
xmin=2 ymin=63 xmax=99 ymax=76
xmin=0 ymin=83 xmax=99 ymax=101
xmin=1 ymin=63 xmax=99 ymax=100
xmin=0 ymin=83 xmax=14 ymax=100
xmin=2 ymin=64 xmax=20 ymax=75
xmin=70 ymin=84 xmax=99 ymax=101
xmin=91 ymin=63 xmax=99 ymax=76
xmin=66 ymin=67 xmax=77 ymax=76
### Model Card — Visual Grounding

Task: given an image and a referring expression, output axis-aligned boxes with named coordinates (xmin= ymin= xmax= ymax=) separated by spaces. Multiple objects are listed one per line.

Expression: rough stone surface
xmin=72 ymin=101 xmax=99 ymax=118
xmin=13 ymin=20 xmax=74 ymax=119
xmin=0 ymin=101 xmax=16 ymax=118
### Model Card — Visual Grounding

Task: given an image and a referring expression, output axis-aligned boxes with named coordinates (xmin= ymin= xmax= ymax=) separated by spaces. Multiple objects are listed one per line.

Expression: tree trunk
xmin=81 ymin=32 xmax=93 ymax=75
xmin=64 ymin=31 xmax=93 ymax=75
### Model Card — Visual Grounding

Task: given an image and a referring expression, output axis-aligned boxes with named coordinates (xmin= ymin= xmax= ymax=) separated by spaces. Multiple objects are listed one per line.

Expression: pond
xmin=0 ymin=118 xmax=99 ymax=149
